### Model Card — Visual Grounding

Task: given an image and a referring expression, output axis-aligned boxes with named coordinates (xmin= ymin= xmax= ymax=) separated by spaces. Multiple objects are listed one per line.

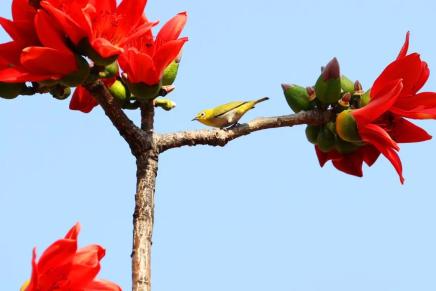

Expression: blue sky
xmin=1 ymin=0 xmax=436 ymax=290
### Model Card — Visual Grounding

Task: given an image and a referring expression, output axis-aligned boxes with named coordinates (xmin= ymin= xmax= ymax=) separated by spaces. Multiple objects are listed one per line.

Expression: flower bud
xmin=154 ymin=98 xmax=177 ymax=111
xmin=359 ymin=89 xmax=371 ymax=107
xmin=162 ymin=60 xmax=180 ymax=86
xmin=281 ymin=83 xmax=312 ymax=113
xmin=0 ymin=82 xmax=27 ymax=99
xmin=305 ymin=125 xmax=320 ymax=144
xmin=60 ymin=55 xmax=90 ymax=87
xmin=317 ymin=125 xmax=336 ymax=152
xmin=109 ymin=80 xmax=129 ymax=104
xmin=335 ymin=136 xmax=360 ymax=154
xmin=50 ymin=85 xmax=71 ymax=100
xmin=315 ymin=58 xmax=341 ymax=104
xmin=99 ymin=61 xmax=119 ymax=79
xmin=306 ymin=86 xmax=316 ymax=101
xmin=336 ymin=109 xmax=361 ymax=143
xmin=338 ymin=92 xmax=352 ymax=107
xmin=340 ymin=75 xmax=354 ymax=93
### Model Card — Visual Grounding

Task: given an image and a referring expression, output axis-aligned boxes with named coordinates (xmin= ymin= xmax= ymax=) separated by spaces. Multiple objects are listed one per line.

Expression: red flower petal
xmin=332 ymin=156 xmax=363 ymax=177
xmin=315 ymin=146 xmax=341 ymax=167
xmin=12 ymin=0 xmax=36 ymax=22
xmin=27 ymin=249 xmax=39 ymax=291
xmin=411 ymin=61 xmax=429 ymax=93
xmin=155 ymin=12 xmax=188 ymax=46
xmin=34 ymin=10 xmax=70 ymax=52
xmin=70 ymin=86 xmax=99 ymax=113
xmin=67 ymin=245 xmax=105 ymax=288
xmin=115 ymin=0 xmax=148 ymax=34
xmin=120 ymin=50 xmax=157 ymax=84
xmin=390 ymin=117 xmax=432 ymax=143
xmin=84 ymin=279 xmax=122 ymax=291
xmin=361 ymin=146 xmax=380 ymax=167
xmin=40 ymin=1 xmax=87 ymax=45
xmin=154 ymin=38 xmax=188 ymax=76
xmin=354 ymin=79 xmax=403 ymax=126
xmin=372 ymin=53 xmax=426 ymax=97
xmin=118 ymin=20 xmax=158 ymax=48
xmin=92 ymin=0 xmax=116 ymax=15
xmin=0 ymin=17 xmax=22 ymax=42
xmin=393 ymin=91 xmax=436 ymax=112
xmin=396 ymin=31 xmax=410 ymax=60
xmin=359 ymin=124 xmax=404 ymax=184
xmin=21 ymin=46 xmax=77 ymax=76
xmin=64 ymin=222 xmax=81 ymax=240
xmin=91 ymin=38 xmax=123 ymax=59
xmin=37 ymin=239 xmax=77 ymax=274
xmin=0 ymin=66 xmax=53 ymax=83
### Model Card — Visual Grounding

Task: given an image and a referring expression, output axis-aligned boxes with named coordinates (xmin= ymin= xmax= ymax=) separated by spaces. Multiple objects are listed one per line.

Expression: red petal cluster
xmin=40 ymin=0 xmax=155 ymax=60
xmin=22 ymin=223 xmax=121 ymax=291
xmin=0 ymin=0 xmax=78 ymax=82
xmin=320 ymin=33 xmax=436 ymax=183
xmin=0 ymin=0 xmax=188 ymax=113
xmin=119 ymin=12 xmax=188 ymax=86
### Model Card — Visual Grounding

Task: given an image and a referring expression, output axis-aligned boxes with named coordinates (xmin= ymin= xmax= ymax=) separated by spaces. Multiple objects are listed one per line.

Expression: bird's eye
xmin=200 ymin=112 xmax=206 ymax=117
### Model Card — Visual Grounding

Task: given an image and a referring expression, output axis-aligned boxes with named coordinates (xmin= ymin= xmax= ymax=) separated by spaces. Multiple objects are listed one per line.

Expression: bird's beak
xmin=192 ymin=117 xmax=198 ymax=121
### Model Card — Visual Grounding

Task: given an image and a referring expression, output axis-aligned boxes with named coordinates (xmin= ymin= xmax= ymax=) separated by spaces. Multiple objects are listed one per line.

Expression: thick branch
xmin=132 ymin=150 xmax=158 ymax=291
xmin=157 ymin=110 xmax=332 ymax=152
xmin=85 ymin=81 xmax=147 ymax=156
xmin=132 ymin=102 xmax=158 ymax=291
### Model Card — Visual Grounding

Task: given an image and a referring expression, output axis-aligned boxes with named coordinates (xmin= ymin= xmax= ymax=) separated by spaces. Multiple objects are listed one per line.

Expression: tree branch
xmin=157 ymin=110 xmax=332 ymax=152
xmin=85 ymin=81 xmax=147 ymax=156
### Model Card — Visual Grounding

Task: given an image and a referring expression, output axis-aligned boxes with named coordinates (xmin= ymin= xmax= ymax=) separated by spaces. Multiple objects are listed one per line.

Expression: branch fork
xmin=85 ymin=80 xmax=331 ymax=291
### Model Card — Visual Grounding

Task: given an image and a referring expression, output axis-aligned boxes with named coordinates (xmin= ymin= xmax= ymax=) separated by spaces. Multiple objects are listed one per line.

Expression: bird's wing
xmin=212 ymin=101 xmax=247 ymax=118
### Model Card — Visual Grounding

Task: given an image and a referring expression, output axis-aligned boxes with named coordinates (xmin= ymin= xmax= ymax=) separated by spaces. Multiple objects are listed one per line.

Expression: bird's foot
xmin=225 ymin=123 xmax=241 ymax=130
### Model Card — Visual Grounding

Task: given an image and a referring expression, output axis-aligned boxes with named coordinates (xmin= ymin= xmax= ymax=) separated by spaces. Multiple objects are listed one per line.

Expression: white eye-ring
xmin=200 ymin=112 xmax=206 ymax=117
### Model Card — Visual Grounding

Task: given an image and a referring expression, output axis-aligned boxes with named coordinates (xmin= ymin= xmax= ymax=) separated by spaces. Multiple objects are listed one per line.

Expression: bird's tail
xmin=254 ymin=97 xmax=269 ymax=104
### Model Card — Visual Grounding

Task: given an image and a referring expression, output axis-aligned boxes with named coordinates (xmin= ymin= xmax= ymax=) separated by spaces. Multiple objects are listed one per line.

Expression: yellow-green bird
xmin=192 ymin=97 xmax=269 ymax=128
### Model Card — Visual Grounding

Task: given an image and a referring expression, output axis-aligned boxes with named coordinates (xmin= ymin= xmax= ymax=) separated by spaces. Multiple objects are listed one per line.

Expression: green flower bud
xmin=60 ymin=55 xmax=90 ymax=87
xmin=317 ymin=125 xmax=336 ymax=152
xmin=281 ymin=83 xmax=312 ymax=113
xmin=315 ymin=58 xmax=341 ymax=104
xmin=359 ymin=89 xmax=371 ymax=107
xmin=127 ymin=81 xmax=161 ymax=102
xmin=154 ymin=98 xmax=177 ymax=111
xmin=50 ymin=85 xmax=71 ymax=100
xmin=305 ymin=125 xmax=320 ymax=144
xmin=0 ymin=82 xmax=27 ymax=99
xmin=78 ymin=39 xmax=118 ymax=66
xmin=340 ymin=75 xmax=354 ymax=93
xmin=99 ymin=61 xmax=119 ymax=79
xmin=109 ymin=80 xmax=129 ymax=104
xmin=335 ymin=136 xmax=360 ymax=154
xmin=162 ymin=60 xmax=180 ymax=86
xmin=336 ymin=109 xmax=361 ymax=143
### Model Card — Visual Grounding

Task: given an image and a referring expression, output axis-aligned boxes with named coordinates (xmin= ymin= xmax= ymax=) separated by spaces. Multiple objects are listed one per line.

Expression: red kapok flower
xmin=41 ymin=0 xmax=155 ymax=63
xmin=336 ymin=79 xmax=405 ymax=183
xmin=371 ymin=32 xmax=436 ymax=120
xmin=0 ymin=1 xmax=80 ymax=83
xmin=21 ymin=223 xmax=121 ymax=291
xmin=318 ymin=33 xmax=436 ymax=184
xmin=119 ymin=12 xmax=188 ymax=87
